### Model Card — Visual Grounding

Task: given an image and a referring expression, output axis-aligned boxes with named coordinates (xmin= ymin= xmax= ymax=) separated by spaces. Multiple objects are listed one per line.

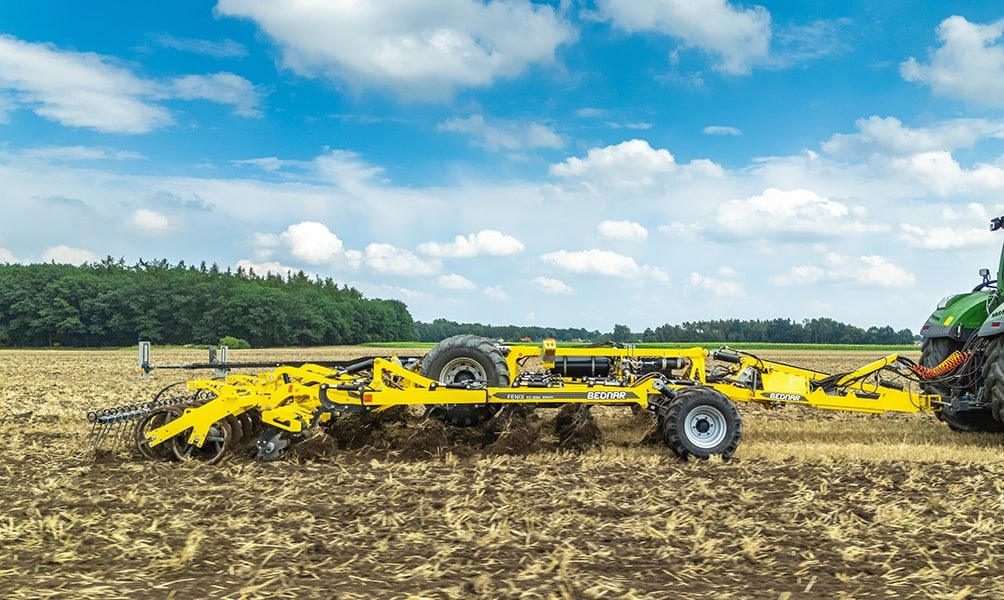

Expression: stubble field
xmin=3 ymin=346 xmax=1004 ymax=599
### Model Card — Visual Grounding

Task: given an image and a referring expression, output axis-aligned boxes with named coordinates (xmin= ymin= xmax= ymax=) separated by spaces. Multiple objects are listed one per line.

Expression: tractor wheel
xmin=420 ymin=335 xmax=509 ymax=427
xmin=981 ymin=334 xmax=1004 ymax=426
xmin=922 ymin=337 xmax=1002 ymax=432
xmin=661 ymin=387 xmax=742 ymax=460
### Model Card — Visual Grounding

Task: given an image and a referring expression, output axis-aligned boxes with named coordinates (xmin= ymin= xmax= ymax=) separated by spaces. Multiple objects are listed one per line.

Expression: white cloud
xmin=597 ymin=219 xmax=648 ymax=241
xmin=279 ymin=221 xmax=345 ymax=264
xmin=236 ymin=259 xmax=302 ymax=277
xmin=549 ymin=139 xmax=724 ymax=188
xmin=363 ymin=243 xmax=439 ymax=276
xmin=232 ymin=157 xmax=294 ymax=172
xmin=0 ymin=35 xmax=263 ymax=133
xmin=771 ymin=252 xmax=915 ymax=288
xmin=482 ymin=285 xmax=509 ymax=300
xmin=128 ymin=209 xmax=171 ymax=234
xmin=822 ymin=116 xmax=1004 ymax=158
xmin=540 ymin=248 xmax=668 ymax=282
xmin=168 ymin=72 xmax=262 ymax=118
xmin=0 ymin=248 xmax=16 ymax=263
xmin=0 ymin=35 xmax=171 ymax=133
xmin=20 ymin=146 xmax=144 ymax=162
xmin=657 ymin=222 xmax=702 ymax=240
xmin=41 ymin=245 xmax=97 ymax=265
xmin=216 ymin=0 xmax=575 ymax=100
xmin=533 ymin=276 xmax=573 ymax=295
xmin=716 ymin=188 xmax=885 ymax=238
xmin=901 ymin=16 xmax=1004 ymax=108
xmin=887 ymin=152 xmax=1004 ymax=196
xmin=438 ymin=273 xmax=477 ymax=290
xmin=703 ymin=125 xmax=742 ymax=136
xmin=153 ymin=34 xmax=248 ymax=59
xmin=438 ymin=114 xmax=563 ymax=152
xmin=418 ymin=229 xmax=524 ymax=257
xmin=597 ymin=0 xmax=771 ymax=75
xmin=685 ymin=271 xmax=744 ymax=296
xmin=898 ymin=224 xmax=996 ymax=250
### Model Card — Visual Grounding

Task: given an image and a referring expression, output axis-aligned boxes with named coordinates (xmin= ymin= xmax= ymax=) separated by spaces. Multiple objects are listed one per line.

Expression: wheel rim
xmin=438 ymin=357 xmax=487 ymax=384
xmin=684 ymin=405 xmax=728 ymax=449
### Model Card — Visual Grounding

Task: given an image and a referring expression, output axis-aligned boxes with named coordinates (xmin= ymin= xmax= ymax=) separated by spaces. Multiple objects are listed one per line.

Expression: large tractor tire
xmin=420 ymin=335 xmax=509 ymax=427
xmin=981 ymin=334 xmax=1004 ymax=426
xmin=661 ymin=387 xmax=742 ymax=460
xmin=922 ymin=337 xmax=1002 ymax=432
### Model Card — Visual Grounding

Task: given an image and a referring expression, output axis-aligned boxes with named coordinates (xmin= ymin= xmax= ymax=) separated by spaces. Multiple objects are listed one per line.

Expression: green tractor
xmin=919 ymin=215 xmax=1004 ymax=432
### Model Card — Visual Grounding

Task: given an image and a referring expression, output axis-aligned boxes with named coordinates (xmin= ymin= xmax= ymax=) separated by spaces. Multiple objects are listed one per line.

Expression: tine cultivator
xmin=88 ymin=335 xmax=942 ymax=464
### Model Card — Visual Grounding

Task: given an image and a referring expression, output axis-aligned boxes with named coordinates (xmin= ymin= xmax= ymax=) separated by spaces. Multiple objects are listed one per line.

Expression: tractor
xmin=919 ymin=214 xmax=1004 ymax=432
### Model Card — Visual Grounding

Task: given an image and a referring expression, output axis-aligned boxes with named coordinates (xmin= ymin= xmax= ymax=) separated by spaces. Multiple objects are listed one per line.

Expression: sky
xmin=2 ymin=1 xmax=1004 ymax=333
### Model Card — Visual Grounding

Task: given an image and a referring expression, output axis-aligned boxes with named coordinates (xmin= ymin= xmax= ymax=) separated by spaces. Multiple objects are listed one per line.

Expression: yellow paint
xmin=944 ymin=315 xmax=955 ymax=326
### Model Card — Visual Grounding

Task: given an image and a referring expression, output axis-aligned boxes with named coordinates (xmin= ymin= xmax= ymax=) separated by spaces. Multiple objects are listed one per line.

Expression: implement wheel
xmin=981 ymin=334 xmax=1004 ymax=426
xmin=172 ymin=417 xmax=233 ymax=464
xmin=923 ymin=337 xmax=1002 ymax=432
xmin=421 ymin=335 xmax=509 ymax=427
xmin=662 ymin=387 xmax=742 ymax=460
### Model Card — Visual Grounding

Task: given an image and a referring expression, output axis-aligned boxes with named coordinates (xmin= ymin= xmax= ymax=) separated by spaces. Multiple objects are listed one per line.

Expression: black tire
xmin=981 ymin=334 xmax=1004 ymax=426
xmin=661 ymin=387 xmax=742 ymax=460
xmin=420 ymin=335 xmax=509 ymax=427
xmin=922 ymin=337 xmax=1002 ymax=432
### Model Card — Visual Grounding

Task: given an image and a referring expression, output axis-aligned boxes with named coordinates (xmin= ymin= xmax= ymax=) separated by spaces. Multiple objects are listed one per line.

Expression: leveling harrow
xmin=89 ymin=335 xmax=945 ymax=463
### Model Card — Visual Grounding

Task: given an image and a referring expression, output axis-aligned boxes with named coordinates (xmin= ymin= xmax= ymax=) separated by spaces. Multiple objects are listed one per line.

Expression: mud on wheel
xmin=420 ymin=334 xmax=510 ymax=427
xmin=661 ymin=387 xmax=742 ymax=460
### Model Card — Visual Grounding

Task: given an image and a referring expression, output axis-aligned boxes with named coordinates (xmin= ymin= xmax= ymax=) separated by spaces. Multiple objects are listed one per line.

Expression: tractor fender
xmin=978 ymin=303 xmax=1004 ymax=337
xmin=921 ymin=291 xmax=993 ymax=340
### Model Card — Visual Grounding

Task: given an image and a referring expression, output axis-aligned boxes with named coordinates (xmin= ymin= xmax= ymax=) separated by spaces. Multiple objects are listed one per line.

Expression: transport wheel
xmin=420 ymin=335 xmax=509 ymax=427
xmin=923 ymin=337 xmax=1002 ymax=432
xmin=172 ymin=417 xmax=233 ymax=464
xmin=661 ymin=387 xmax=742 ymax=460
xmin=135 ymin=406 xmax=184 ymax=461
xmin=981 ymin=334 xmax=1004 ymax=426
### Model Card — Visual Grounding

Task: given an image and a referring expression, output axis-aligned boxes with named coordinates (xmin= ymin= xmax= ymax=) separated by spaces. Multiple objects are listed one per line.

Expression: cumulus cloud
xmin=771 ymin=252 xmax=915 ymax=288
xmin=898 ymin=224 xmax=996 ymax=250
xmin=128 ymin=209 xmax=171 ymax=234
xmin=533 ymin=276 xmax=573 ymax=295
xmin=549 ymin=139 xmax=724 ymax=188
xmin=438 ymin=114 xmax=563 ymax=152
xmin=596 ymin=0 xmax=771 ymax=75
xmin=716 ymin=188 xmax=885 ymax=238
xmin=168 ymin=72 xmax=262 ymax=117
xmin=703 ymin=125 xmax=742 ymax=136
xmin=482 ymin=285 xmax=509 ymax=300
xmin=41 ymin=245 xmax=97 ymax=265
xmin=0 ymin=248 xmax=16 ymax=263
xmin=216 ymin=0 xmax=575 ymax=100
xmin=279 ymin=221 xmax=345 ymax=264
xmin=438 ymin=273 xmax=477 ymax=290
xmin=597 ymin=220 xmax=648 ymax=241
xmin=0 ymin=35 xmax=262 ymax=133
xmin=822 ymin=116 xmax=1004 ymax=158
xmin=418 ymin=230 xmax=525 ymax=257
xmin=540 ymin=248 xmax=668 ymax=282
xmin=901 ymin=16 xmax=1004 ymax=108
xmin=236 ymin=259 xmax=302 ymax=277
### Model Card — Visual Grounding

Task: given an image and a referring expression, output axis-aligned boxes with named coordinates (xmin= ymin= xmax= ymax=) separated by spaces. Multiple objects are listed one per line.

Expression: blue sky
xmin=2 ymin=1 xmax=1004 ymax=333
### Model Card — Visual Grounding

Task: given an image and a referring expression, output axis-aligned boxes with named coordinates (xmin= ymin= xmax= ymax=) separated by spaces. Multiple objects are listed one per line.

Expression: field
xmin=4 ymin=346 xmax=1004 ymax=599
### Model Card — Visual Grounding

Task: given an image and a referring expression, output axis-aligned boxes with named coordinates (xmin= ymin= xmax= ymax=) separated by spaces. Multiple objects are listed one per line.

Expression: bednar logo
xmin=766 ymin=392 xmax=805 ymax=402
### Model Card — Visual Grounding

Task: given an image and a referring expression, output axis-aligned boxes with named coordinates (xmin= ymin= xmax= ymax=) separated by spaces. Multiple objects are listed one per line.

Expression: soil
xmin=3 ymin=346 xmax=1004 ymax=598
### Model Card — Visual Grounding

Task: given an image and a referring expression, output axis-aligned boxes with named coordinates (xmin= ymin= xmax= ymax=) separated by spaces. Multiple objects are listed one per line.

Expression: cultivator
xmin=87 ymin=335 xmax=947 ymax=463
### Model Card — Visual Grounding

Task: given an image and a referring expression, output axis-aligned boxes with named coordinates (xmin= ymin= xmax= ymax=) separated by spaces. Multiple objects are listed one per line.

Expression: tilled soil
xmin=3 ymin=347 xmax=1004 ymax=599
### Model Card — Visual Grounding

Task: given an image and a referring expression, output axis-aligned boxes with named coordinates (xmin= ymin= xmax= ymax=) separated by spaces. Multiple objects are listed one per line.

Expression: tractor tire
xmin=981 ymin=334 xmax=1004 ymax=426
xmin=922 ymin=337 xmax=1002 ymax=432
xmin=661 ymin=387 xmax=742 ymax=460
xmin=420 ymin=335 xmax=509 ymax=427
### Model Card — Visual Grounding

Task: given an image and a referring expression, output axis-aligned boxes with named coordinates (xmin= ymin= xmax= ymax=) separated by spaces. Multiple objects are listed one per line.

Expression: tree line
xmin=0 ymin=259 xmax=414 ymax=347
xmin=416 ymin=318 xmax=915 ymax=345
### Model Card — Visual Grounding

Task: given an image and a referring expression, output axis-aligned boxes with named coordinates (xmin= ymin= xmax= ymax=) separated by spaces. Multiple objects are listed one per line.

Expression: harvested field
xmin=4 ymin=346 xmax=1004 ymax=598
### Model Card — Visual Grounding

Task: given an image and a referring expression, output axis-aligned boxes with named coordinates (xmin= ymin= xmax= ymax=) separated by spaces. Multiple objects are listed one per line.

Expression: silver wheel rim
xmin=685 ymin=405 xmax=728 ymax=449
xmin=439 ymin=357 xmax=487 ymax=384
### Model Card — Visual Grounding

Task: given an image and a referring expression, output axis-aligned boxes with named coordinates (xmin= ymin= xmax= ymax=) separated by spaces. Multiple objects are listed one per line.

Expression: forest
xmin=0 ymin=261 xmax=915 ymax=347
xmin=0 ymin=259 xmax=414 ymax=347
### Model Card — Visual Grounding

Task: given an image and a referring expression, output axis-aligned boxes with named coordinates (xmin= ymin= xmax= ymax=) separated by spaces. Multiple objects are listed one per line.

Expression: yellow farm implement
xmin=89 ymin=335 xmax=941 ymax=463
